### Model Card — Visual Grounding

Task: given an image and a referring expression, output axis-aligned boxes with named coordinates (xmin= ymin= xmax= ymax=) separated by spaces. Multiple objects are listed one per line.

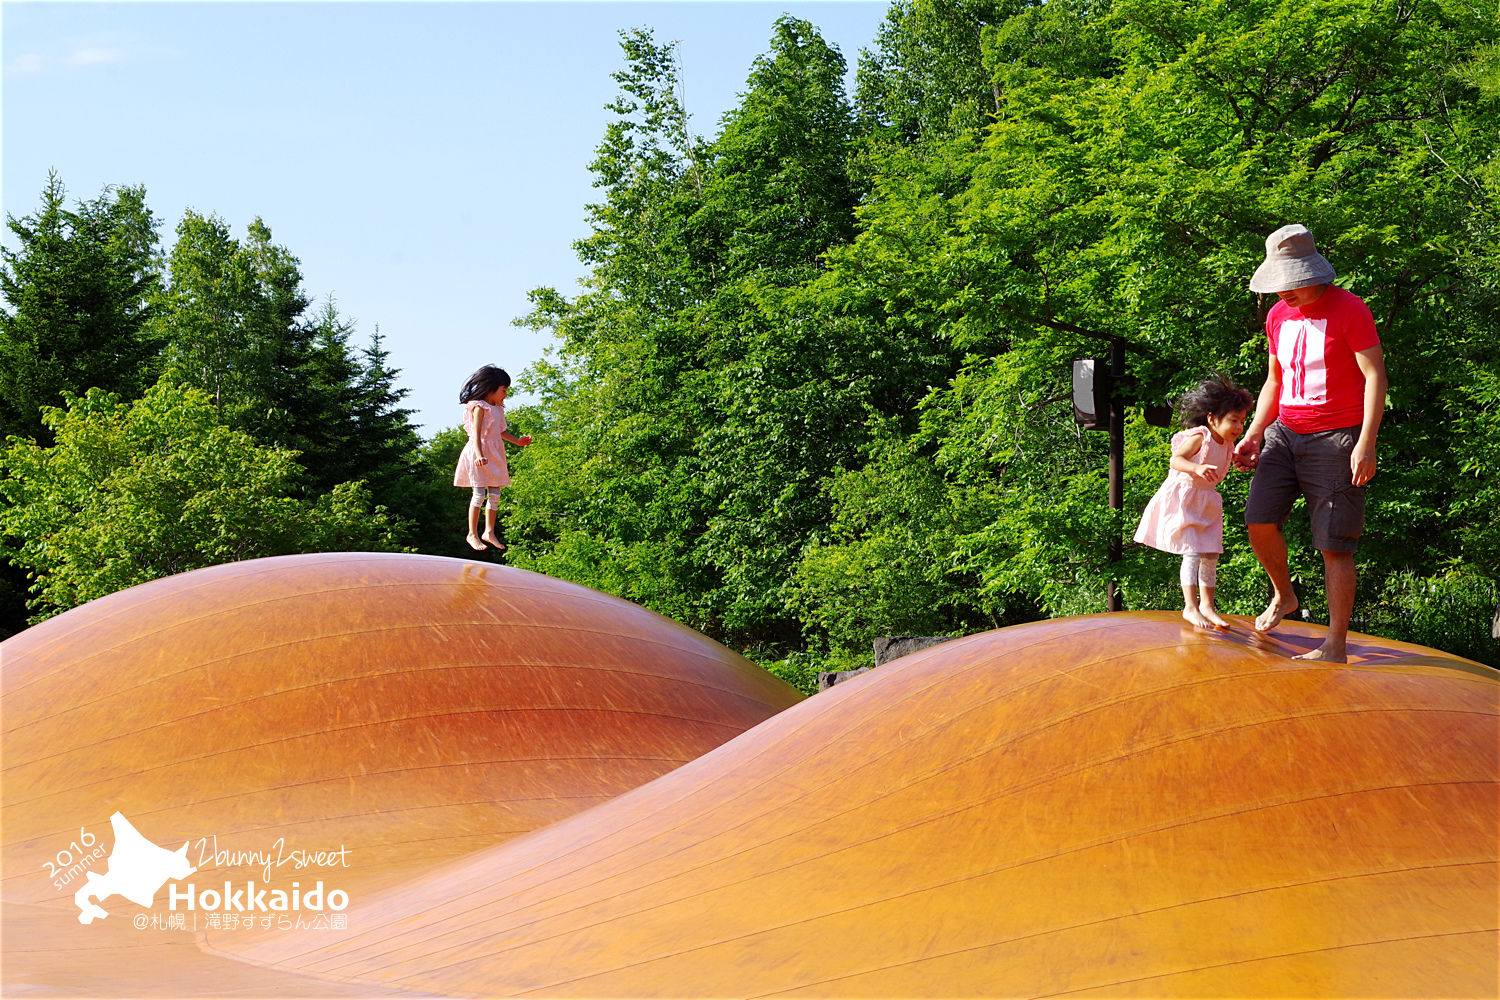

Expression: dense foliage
xmin=507 ymin=3 xmax=1498 ymax=679
xmin=2 ymin=3 xmax=1494 ymax=676
xmin=0 ymin=177 xmax=437 ymax=630
xmin=0 ymin=385 xmax=403 ymax=620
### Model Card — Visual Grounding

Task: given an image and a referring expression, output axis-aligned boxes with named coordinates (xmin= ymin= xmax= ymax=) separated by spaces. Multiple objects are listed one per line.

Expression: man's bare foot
xmin=1292 ymin=643 xmax=1347 ymax=663
xmin=1198 ymin=603 xmax=1232 ymax=629
xmin=480 ymin=532 xmax=506 ymax=551
xmin=1254 ymin=597 xmax=1298 ymax=633
xmin=466 ymin=533 xmax=486 ymax=551
xmin=1182 ymin=606 xmax=1214 ymax=630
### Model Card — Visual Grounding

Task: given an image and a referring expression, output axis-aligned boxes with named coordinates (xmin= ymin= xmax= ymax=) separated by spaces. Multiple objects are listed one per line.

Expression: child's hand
xmin=518 ymin=435 xmax=532 ymax=446
xmin=1232 ymin=435 xmax=1261 ymax=470
xmin=1191 ymin=462 xmax=1222 ymax=486
xmin=475 ymin=456 xmax=488 ymax=466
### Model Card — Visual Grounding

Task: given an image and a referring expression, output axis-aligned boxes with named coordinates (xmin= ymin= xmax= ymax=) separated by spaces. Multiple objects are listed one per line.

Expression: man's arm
xmin=1233 ymin=352 xmax=1281 ymax=470
xmin=1350 ymin=344 xmax=1387 ymax=486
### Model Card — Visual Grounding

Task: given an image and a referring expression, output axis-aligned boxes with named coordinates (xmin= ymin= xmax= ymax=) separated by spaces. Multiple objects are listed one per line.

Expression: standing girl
xmin=1134 ymin=376 xmax=1253 ymax=629
xmin=453 ymin=365 xmax=531 ymax=551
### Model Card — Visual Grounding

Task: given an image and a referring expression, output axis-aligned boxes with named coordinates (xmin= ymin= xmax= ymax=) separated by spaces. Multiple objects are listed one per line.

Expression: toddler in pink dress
xmin=1135 ymin=376 xmax=1253 ymax=629
xmin=453 ymin=365 xmax=531 ymax=551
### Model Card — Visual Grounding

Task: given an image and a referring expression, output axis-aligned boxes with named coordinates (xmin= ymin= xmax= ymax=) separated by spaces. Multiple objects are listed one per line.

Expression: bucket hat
xmin=1249 ymin=223 xmax=1337 ymax=293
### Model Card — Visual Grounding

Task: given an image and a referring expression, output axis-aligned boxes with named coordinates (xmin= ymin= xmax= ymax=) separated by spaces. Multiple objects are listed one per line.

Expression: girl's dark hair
xmin=1178 ymin=375 xmax=1253 ymax=427
xmin=459 ymin=365 xmax=511 ymax=403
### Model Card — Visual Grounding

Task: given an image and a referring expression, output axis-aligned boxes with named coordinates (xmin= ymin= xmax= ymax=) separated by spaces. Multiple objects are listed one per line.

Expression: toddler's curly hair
xmin=1178 ymin=375 xmax=1253 ymax=428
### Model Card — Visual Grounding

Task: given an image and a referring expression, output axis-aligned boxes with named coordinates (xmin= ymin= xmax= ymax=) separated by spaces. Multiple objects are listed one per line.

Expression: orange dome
xmin=2 ymin=552 xmax=801 ymax=905
xmin=223 ymin=613 xmax=1499 ymax=998
xmin=4 ymin=572 xmax=1495 ymax=998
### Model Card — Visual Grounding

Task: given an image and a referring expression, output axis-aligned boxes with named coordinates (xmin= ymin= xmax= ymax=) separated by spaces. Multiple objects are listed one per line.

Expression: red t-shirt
xmin=1265 ymin=285 xmax=1380 ymax=433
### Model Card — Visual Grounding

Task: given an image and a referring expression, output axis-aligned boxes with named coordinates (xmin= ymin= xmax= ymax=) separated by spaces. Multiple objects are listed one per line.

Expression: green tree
xmin=703 ymin=15 xmax=859 ymax=282
xmin=509 ymin=21 xmax=908 ymax=654
xmin=289 ymin=305 xmax=425 ymax=502
xmin=0 ymin=384 xmax=406 ymax=624
xmin=154 ymin=211 xmax=310 ymax=432
xmin=0 ymin=174 xmax=165 ymax=637
xmin=350 ymin=326 xmax=428 ymax=521
xmin=508 ymin=29 xmax=720 ymax=627
xmin=826 ymin=0 xmax=1497 ymax=640
xmin=855 ymin=0 xmax=1013 ymax=143
xmin=516 ymin=2 xmax=1496 ymax=671
xmin=409 ymin=424 xmax=477 ymax=559
xmin=0 ymin=172 xmax=162 ymax=444
xmin=151 ymin=216 xmax=429 ymax=512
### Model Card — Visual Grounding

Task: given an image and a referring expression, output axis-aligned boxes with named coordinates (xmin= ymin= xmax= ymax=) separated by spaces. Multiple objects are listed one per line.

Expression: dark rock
xmin=818 ymin=667 xmax=872 ymax=692
xmin=816 ymin=636 xmax=959 ymax=693
xmin=873 ymin=635 xmax=955 ymax=666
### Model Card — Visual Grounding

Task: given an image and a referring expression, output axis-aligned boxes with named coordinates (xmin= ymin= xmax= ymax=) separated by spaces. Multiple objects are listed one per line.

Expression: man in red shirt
xmin=1233 ymin=224 xmax=1388 ymax=662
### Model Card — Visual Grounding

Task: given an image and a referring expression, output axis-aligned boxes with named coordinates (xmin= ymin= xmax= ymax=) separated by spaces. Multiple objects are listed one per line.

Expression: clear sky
xmin=2 ymin=0 xmax=891 ymax=437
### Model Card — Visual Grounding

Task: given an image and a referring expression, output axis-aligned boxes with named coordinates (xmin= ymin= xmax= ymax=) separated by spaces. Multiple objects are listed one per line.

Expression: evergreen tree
xmin=0 ymin=173 xmax=164 ymax=638
xmin=0 ymin=172 xmax=162 ymax=444
xmin=150 ymin=216 xmax=428 ymax=507
xmin=154 ymin=211 xmax=314 ymax=442
xmin=350 ymin=326 xmax=430 ymax=542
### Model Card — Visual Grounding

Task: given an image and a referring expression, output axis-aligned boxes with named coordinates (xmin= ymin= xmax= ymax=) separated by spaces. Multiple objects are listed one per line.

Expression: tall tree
xmin=817 ymin=0 xmax=1499 ymax=656
xmin=150 ymin=216 xmax=428 ymax=504
xmin=348 ymin=325 xmax=430 ymax=541
xmin=854 ymin=0 xmax=1020 ymax=144
xmin=505 ymin=4 xmax=1496 ymax=672
xmin=0 ymin=174 xmax=164 ymax=638
xmin=0 ymin=172 xmax=162 ymax=444
xmin=154 ymin=211 xmax=313 ymax=441
xmin=701 ymin=16 xmax=859 ymax=282
xmin=509 ymin=28 xmax=719 ymax=629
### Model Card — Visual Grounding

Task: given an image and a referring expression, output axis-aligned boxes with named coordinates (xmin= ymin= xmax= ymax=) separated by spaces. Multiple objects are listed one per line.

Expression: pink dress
xmin=1134 ymin=425 xmax=1231 ymax=555
xmin=452 ymin=400 xmax=510 ymax=488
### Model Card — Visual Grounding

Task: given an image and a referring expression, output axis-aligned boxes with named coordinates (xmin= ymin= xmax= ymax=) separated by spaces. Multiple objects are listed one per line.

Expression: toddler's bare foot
xmin=480 ymin=532 xmax=506 ymax=551
xmin=1182 ymin=606 xmax=1213 ymax=630
xmin=1198 ymin=603 xmax=1232 ymax=630
xmin=465 ymin=534 xmax=486 ymax=551
xmin=1293 ymin=642 xmax=1347 ymax=663
xmin=1254 ymin=597 xmax=1298 ymax=633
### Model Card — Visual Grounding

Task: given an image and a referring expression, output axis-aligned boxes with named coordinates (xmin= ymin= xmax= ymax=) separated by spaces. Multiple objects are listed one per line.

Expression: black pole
xmin=1107 ymin=335 xmax=1125 ymax=612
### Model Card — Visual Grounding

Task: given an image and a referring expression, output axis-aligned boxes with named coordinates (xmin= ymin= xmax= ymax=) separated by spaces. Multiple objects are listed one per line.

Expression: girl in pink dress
xmin=1135 ymin=376 xmax=1253 ymax=629
xmin=453 ymin=366 xmax=531 ymax=551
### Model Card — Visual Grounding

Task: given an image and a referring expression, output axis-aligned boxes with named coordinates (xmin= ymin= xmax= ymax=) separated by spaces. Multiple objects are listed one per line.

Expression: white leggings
xmin=1180 ymin=553 xmax=1219 ymax=588
xmin=470 ymin=486 xmax=502 ymax=511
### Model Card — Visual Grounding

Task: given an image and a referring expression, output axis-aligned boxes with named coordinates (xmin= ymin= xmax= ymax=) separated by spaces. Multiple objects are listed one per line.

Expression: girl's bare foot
xmin=1198 ymin=603 xmax=1232 ymax=629
xmin=1293 ymin=642 xmax=1347 ymax=663
xmin=1182 ymin=606 xmax=1213 ymax=629
xmin=465 ymin=533 xmax=486 ymax=551
xmin=1254 ymin=597 xmax=1298 ymax=632
xmin=480 ymin=532 xmax=506 ymax=551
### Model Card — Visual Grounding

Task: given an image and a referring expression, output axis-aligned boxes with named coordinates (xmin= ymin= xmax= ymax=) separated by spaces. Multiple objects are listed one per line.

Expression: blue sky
xmin=2 ymin=1 xmax=891 ymax=437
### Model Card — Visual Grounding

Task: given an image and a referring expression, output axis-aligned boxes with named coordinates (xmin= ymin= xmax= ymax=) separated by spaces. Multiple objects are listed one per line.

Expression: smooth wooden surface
xmin=3 ymin=577 xmax=1496 ymax=997
xmin=1 ymin=552 xmax=800 ymax=995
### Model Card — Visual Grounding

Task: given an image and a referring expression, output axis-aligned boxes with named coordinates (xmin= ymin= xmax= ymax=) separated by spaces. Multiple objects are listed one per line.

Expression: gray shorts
xmin=1245 ymin=421 xmax=1365 ymax=553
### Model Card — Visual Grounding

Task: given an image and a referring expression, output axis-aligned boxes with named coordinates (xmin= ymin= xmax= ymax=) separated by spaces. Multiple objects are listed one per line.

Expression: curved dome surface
xmin=2 ymin=551 xmax=802 ymax=912
xmin=221 ymin=613 xmax=1498 ymax=998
